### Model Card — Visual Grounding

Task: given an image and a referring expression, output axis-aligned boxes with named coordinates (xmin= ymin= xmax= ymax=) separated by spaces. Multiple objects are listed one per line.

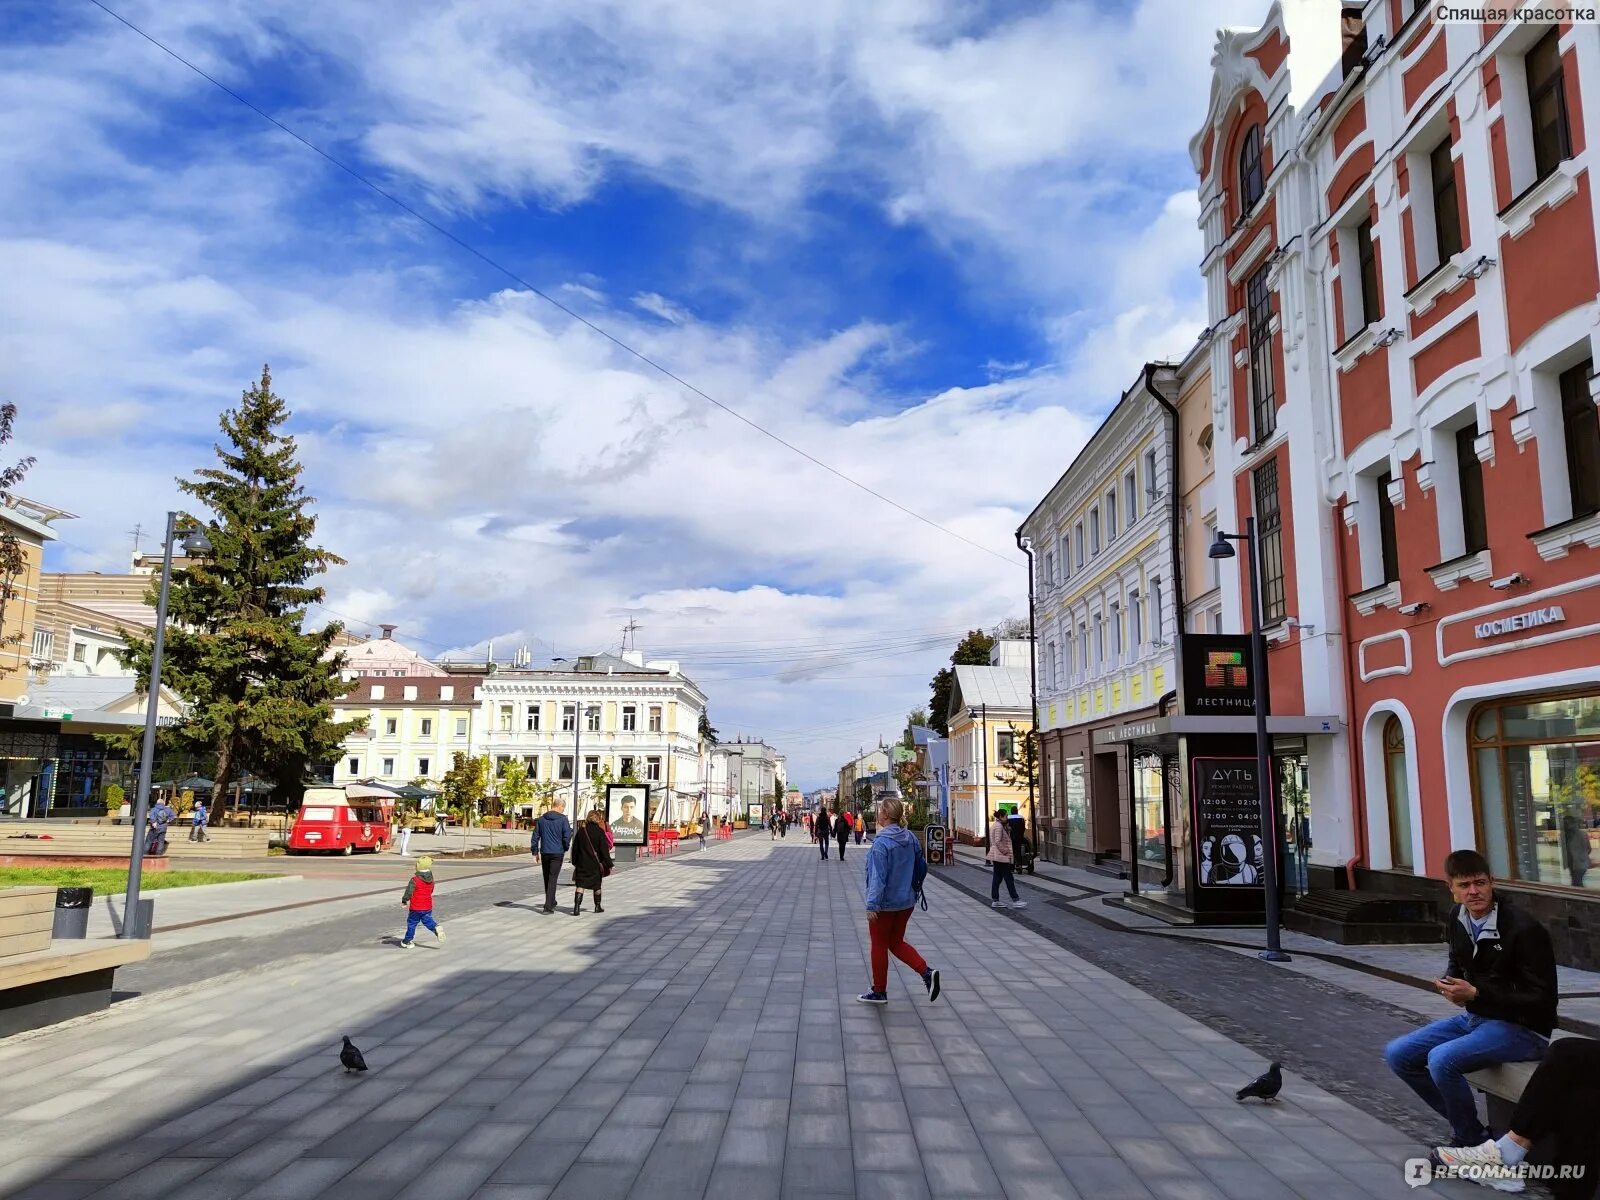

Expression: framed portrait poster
xmin=606 ymin=783 xmax=650 ymax=846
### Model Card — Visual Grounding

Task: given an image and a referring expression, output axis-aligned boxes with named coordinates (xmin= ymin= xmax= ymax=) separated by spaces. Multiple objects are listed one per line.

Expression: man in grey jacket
xmin=532 ymin=800 xmax=573 ymax=913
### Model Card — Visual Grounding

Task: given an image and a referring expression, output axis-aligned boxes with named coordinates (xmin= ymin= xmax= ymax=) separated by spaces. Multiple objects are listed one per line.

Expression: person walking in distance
xmin=834 ymin=807 xmax=851 ymax=861
xmin=398 ymin=855 xmax=444 ymax=948
xmin=532 ymin=800 xmax=574 ymax=914
xmin=146 ymin=795 xmax=177 ymax=857
xmin=986 ymin=808 xmax=1025 ymax=909
xmin=854 ymin=812 xmax=864 ymax=845
xmin=188 ymin=798 xmax=209 ymax=843
xmin=570 ymin=808 xmax=613 ymax=915
xmin=816 ymin=806 xmax=832 ymax=860
xmin=858 ymin=795 xmax=939 ymax=1006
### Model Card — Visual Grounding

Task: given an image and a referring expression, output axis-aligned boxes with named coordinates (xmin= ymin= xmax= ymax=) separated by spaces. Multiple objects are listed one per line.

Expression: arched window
xmin=1383 ymin=716 xmax=1414 ymax=871
xmin=1238 ymin=123 xmax=1265 ymax=214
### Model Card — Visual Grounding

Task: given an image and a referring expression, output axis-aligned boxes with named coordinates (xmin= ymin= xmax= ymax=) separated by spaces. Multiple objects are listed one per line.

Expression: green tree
xmin=118 ymin=367 xmax=360 ymax=814
xmin=584 ymin=761 xmax=617 ymax=814
xmin=0 ymin=403 xmax=35 ymax=650
xmin=927 ymin=629 xmax=995 ymax=736
xmin=994 ymin=724 xmax=1038 ymax=794
xmin=698 ymin=712 xmax=719 ymax=746
xmin=498 ymin=756 xmax=534 ymax=821
xmin=772 ymin=778 xmax=783 ymax=805
xmin=902 ymin=707 xmax=928 ymax=749
xmin=441 ymin=751 xmax=489 ymax=823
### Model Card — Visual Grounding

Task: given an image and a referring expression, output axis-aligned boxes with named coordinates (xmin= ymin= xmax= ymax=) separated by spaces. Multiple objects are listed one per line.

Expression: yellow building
xmin=1 ymin=496 xmax=73 ymax=705
xmin=332 ymin=675 xmax=486 ymax=788
xmin=945 ymin=640 xmax=1035 ymax=842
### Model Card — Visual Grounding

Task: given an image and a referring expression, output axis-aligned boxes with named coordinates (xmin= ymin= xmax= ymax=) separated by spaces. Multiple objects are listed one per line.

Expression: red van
xmin=287 ymin=786 xmax=391 ymax=855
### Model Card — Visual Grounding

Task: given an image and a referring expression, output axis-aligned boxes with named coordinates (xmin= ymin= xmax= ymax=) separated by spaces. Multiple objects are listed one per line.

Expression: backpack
xmin=911 ymin=841 xmax=929 ymax=910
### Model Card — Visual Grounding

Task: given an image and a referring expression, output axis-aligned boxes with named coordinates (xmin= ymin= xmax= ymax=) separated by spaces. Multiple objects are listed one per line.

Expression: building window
xmin=1094 ymin=614 xmax=1105 ymax=669
xmin=1253 ymin=461 xmax=1287 ymax=623
xmin=1527 ymin=27 xmax=1572 ymax=183
xmin=620 ymin=755 xmax=635 ymax=779
xmin=558 ymin=755 xmax=574 ymax=781
xmin=1144 ymin=449 xmax=1158 ymax=500
xmin=586 ymin=706 xmax=601 ymax=732
xmin=385 ymin=717 xmax=398 ymax=736
xmin=1151 ymin=578 xmax=1164 ymax=645
xmin=1456 ymin=424 xmax=1488 ymax=554
xmin=371 ymin=685 xmax=384 ymax=699
xmin=1431 ymin=139 xmax=1463 ymax=263
xmin=72 ymin=642 xmax=87 ymax=662
xmin=420 ymin=718 xmax=433 ymax=737
xmin=1376 ymin=471 xmax=1401 ymax=584
xmin=1044 ymin=640 xmax=1056 ymax=690
xmin=1044 ymin=550 xmax=1055 ymax=587
xmin=1074 ymin=523 xmax=1085 ymax=569
xmin=418 ymin=756 xmax=431 ymax=777
xmin=498 ymin=705 xmax=513 ymax=733
xmin=1561 ymin=360 xmax=1600 ymax=519
xmin=1247 ymin=264 xmax=1276 ymax=442
xmin=31 ymin=629 xmax=53 ymax=660
xmin=648 ymin=706 xmax=663 ymax=733
xmin=1238 ymin=122 xmax=1264 ymax=213
xmin=348 ymin=757 xmax=360 ymax=776
xmin=647 ymin=756 xmax=662 ymax=781
xmin=1124 ymin=470 xmax=1139 ymax=524
xmin=583 ymin=756 xmax=600 ymax=779
xmin=1471 ymin=692 xmax=1600 ymax=891
xmin=382 ymin=757 xmax=396 ymax=776
xmin=1090 ymin=507 xmax=1101 ymax=555
xmin=996 ymin=731 xmax=1016 ymax=764
xmin=440 ymin=686 xmax=453 ymax=701
xmin=526 ymin=705 xmax=541 ymax=732
xmin=455 ymin=717 xmax=468 ymax=737
xmin=1078 ymin=623 xmax=1088 ymax=672
xmin=524 ymin=756 xmax=539 ymax=778
xmin=1384 ymin=717 xmax=1415 ymax=871
xmin=1356 ymin=217 xmax=1380 ymax=328
xmin=1110 ymin=601 xmax=1122 ymax=663
xmin=1205 ymin=521 xmax=1220 ymax=587
xmin=1106 ymin=491 xmax=1118 ymax=542
xmin=1059 ymin=533 xmax=1070 ymax=580
xmin=1129 ymin=589 xmax=1142 ymax=651
xmin=622 ymin=705 xmax=638 ymax=732
xmin=561 ymin=704 xmax=577 ymax=732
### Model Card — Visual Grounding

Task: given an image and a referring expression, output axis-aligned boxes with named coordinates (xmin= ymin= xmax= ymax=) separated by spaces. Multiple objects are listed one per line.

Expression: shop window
xmin=1527 ymin=27 xmax=1571 ymax=183
xmin=1253 ymin=461 xmax=1287 ymax=623
xmin=1134 ymin=754 xmax=1166 ymax=867
xmin=1384 ymin=717 xmax=1415 ymax=871
xmin=1063 ymin=758 xmax=1088 ymax=851
xmin=1431 ymin=139 xmax=1463 ymax=263
xmin=1248 ymin=264 xmax=1277 ymax=442
xmin=1472 ymin=692 xmax=1600 ymax=891
xmin=1238 ymin=122 xmax=1264 ymax=214
xmin=1456 ymin=424 xmax=1488 ymax=554
xmin=1376 ymin=470 xmax=1400 ymax=583
xmin=1561 ymin=360 xmax=1600 ymax=519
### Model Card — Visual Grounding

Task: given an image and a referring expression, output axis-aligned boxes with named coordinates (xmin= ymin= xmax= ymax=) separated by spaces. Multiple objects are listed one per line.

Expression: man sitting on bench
xmin=1384 ymin=849 xmax=1557 ymax=1148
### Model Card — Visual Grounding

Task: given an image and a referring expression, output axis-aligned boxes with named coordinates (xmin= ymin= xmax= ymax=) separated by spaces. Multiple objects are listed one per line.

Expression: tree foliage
xmin=118 ymin=369 xmax=361 ymax=813
xmin=993 ymin=724 xmax=1039 ymax=793
xmin=497 ymin=756 xmax=534 ymax=818
xmin=0 ymin=403 xmax=36 ymax=651
xmin=441 ymin=751 xmax=489 ymax=819
xmin=927 ymin=629 xmax=995 ymax=736
xmin=698 ymin=712 xmax=719 ymax=746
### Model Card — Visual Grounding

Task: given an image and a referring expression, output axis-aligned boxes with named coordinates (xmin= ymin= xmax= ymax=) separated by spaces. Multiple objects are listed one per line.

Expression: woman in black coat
xmin=834 ymin=808 xmax=851 ymax=860
xmin=570 ymin=808 xmax=614 ymax=915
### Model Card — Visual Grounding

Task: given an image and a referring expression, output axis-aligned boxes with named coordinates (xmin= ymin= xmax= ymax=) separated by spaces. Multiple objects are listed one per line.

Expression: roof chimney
xmin=379 ymin=624 xmax=397 ymax=640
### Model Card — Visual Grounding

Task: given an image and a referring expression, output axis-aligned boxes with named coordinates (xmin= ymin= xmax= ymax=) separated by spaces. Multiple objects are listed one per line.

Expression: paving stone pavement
xmin=0 ymin=837 xmax=1478 ymax=1200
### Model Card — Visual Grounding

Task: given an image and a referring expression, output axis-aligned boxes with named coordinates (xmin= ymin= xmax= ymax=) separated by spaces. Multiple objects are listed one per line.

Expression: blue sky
xmin=3 ymin=0 xmax=1261 ymax=786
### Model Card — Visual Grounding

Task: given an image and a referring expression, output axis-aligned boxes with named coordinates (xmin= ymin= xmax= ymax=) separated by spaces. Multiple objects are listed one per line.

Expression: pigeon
xmin=340 ymin=1036 xmax=368 ymax=1074
xmin=1236 ymin=1061 xmax=1282 ymax=1102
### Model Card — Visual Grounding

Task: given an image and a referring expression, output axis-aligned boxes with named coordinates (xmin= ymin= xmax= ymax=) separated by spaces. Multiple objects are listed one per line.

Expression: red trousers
xmin=869 ymin=907 xmax=927 ymax=992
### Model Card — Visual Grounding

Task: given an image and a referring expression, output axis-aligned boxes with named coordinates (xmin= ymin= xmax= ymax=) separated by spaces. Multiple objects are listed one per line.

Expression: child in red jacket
xmin=399 ymin=856 xmax=445 ymax=949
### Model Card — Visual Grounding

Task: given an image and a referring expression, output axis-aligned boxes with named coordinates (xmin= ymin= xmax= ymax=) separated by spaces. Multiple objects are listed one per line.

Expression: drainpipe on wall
xmin=1144 ymin=364 xmax=1186 ymax=889
xmin=1015 ymin=532 xmax=1041 ymax=861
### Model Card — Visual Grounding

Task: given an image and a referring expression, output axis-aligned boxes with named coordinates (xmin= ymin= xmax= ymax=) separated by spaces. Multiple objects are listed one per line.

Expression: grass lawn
xmin=0 ymin=867 xmax=276 ymax=895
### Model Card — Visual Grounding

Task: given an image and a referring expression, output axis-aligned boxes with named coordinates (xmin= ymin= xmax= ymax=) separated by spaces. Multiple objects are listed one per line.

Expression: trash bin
xmin=53 ymin=887 xmax=93 ymax=940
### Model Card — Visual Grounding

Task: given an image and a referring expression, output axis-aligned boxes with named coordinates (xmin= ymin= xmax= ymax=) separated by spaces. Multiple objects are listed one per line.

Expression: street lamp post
xmin=124 ymin=512 xmax=211 ymax=940
xmin=1209 ymin=518 xmax=1292 ymax=963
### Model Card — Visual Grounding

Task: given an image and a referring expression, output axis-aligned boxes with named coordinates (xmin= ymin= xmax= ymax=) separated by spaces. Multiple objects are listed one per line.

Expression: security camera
xmin=1398 ymin=601 xmax=1430 ymax=615
xmin=1489 ymin=573 xmax=1529 ymax=591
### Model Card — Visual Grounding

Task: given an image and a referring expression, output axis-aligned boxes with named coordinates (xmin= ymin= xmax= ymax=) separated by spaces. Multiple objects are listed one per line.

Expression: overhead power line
xmin=86 ymin=0 xmax=1024 ymax=568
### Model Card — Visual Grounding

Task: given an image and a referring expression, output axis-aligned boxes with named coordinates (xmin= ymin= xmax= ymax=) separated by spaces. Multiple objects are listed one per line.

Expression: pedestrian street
xmin=0 ymin=835 xmax=1473 ymax=1200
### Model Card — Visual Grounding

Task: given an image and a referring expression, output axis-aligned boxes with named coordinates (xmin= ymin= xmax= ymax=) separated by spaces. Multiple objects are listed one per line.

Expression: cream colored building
xmin=945 ymin=640 xmax=1034 ymax=842
xmin=2 ymin=497 xmax=73 ymax=703
xmin=477 ymin=651 xmax=709 ymax=825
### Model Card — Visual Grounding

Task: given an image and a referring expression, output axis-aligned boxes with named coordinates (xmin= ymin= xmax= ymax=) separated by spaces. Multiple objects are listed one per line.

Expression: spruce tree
xmin=121 ymin=366 xmax=360 ymax=813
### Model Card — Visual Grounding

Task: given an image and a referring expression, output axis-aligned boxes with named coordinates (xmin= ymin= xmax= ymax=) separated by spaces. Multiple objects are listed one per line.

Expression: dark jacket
xmin=570 ymin=819 xmax=613 ymax=889
xmin=1445 ymin=896 xmax=1558 ymax=1037
xmin=835 ymin=816 xmax=850 ymax=844
xmin=533 ymin=810 xmax=572 ymax=856
xmin=816 ymin=811 xmax=832 ymax=840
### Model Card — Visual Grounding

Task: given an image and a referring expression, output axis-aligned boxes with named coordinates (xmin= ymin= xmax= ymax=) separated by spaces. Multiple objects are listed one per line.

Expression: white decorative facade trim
xmin=1358 ymin=630 xmax=1412 ymax=681
xmin=1498 ymin=160 xmax=1582 ymax=240
xmin=1426 ymin=549 xmax=1493 ymax=591
xmin=1351 ymin=580 xmax=1402 ymax=616
xmin=1530 ymin=510 xmax=1600 ymax=561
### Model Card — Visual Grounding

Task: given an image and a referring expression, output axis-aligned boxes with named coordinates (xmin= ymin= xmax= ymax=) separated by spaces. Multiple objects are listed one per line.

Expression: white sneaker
xmin=1432 ymin=1141 xmax=1525 ymax=1193
xmin=1010 ymin=900 xmax=1028 ymax=909
xmin=991 ymin=901 xmax=1006 ymax=909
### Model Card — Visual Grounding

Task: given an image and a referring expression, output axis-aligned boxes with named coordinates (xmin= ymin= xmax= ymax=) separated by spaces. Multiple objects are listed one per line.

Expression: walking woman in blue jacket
xmin=858 ymin=796 xmax=940 ymax=1006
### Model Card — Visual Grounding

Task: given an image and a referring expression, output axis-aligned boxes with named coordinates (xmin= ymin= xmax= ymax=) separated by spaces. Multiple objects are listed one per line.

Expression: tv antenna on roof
xmin=621 ymin=617 xmax=642 ymax=653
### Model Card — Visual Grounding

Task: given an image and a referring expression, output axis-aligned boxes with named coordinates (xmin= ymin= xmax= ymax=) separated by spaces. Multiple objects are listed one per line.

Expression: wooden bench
xmin=0 ymin=888 xmax=150 ymax=1035
xmin=0 ymin=823 xmax=269 ymax=860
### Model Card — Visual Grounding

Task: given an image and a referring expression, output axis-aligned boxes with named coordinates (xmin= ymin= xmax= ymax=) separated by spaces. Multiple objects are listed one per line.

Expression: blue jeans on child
xmin=1384 ymin=1012 xmax=1548 ymax=1144
xmin=403 ymin=909 xmax=438 ymax=942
